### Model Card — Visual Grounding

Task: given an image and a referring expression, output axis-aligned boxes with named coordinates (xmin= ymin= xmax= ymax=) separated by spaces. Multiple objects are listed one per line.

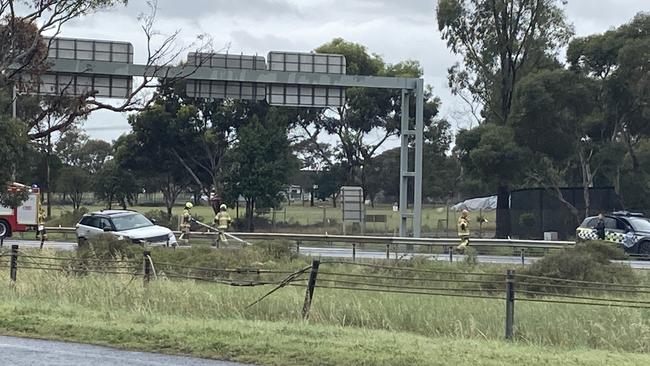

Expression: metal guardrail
xmin=43 ymin=227 xmax=574 ymax=250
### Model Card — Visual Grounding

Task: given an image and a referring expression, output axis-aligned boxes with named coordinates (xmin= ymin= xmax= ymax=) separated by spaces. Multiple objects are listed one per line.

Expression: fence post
xmin=505 ymin=269 xmax=515 ymax=340
xmin=352 ymin=243 xmax=356 ymax=262
xmin=10 ymin=244 xmax=18 ymax=283
xmin=143 ymin=250 xmax=151 ymax=285
xmin=302 ymin=259 xmax=320 ymax=320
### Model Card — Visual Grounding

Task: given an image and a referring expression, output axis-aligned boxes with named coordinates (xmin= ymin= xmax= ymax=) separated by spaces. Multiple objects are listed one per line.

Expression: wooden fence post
xmin=301 ymin=259 xmax=320 ymax=320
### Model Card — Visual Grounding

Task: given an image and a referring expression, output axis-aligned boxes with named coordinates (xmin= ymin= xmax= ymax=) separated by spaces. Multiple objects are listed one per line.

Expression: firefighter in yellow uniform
xmin=37 ymin=204 xmax=48 ymax=249
xmin=213 ymin=204 xmax=232 ymax=247
xmin=456 ymin=210 xmax=470 ymax=254
xmin=179 ymin=202 xmax=193 ymax=246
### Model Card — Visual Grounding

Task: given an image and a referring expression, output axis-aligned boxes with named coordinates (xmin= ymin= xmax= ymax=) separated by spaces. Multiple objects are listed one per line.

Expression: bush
xmin=142 ymin=210 xmax=179 ymax=230
xmin=47 ymin=208 xmax=89 ymax=227
xmin=522 ymin=242 xmax=638 ymax=294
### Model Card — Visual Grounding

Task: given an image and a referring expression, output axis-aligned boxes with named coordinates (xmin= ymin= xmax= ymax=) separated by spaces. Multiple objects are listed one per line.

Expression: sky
xmin=54 ymin=0 xmax=649 ymax=145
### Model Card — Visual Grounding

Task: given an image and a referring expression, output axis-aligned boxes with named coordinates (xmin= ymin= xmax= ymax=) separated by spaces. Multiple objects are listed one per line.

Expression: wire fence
xmin=1 ymin=244 xmax=649 ymax=341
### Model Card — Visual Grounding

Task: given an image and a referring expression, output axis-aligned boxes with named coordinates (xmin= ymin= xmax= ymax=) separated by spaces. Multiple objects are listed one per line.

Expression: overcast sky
xmin=56 ymin=0 xmax=648 ymax=145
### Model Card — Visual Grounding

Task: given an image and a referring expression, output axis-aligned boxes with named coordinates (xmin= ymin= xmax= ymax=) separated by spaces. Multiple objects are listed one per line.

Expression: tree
xmin=57 ymin=166 xmax=90 ymax=210
xmin=1 ymin=1 xmax=214 ymax=141
xmin=437 ymin=0 xmax=573 ymax=237
xmin=223 ymin=110 xmax=298 ymax=231
xmin=114 ymin=121 xmax=189 ymax=219
xmin=94 ymin=160 xmax=138 ymax=210
xmin=436 ymin=0 xmax=573 ymax=125
xmin=314 ymin=164 xmax=346 ymax=208
xmin=567 ymin=13 xmax=650 ymax=203
xmin=295 ymin=39 xmax=440 ymax=199
xmin=455 ymin=124 xmax=526 ymax=235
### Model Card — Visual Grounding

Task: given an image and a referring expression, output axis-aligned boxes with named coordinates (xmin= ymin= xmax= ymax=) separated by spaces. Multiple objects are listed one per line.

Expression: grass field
xmin=1 ymin=299 xmax=649 ymax=366
xmin=44 ymin=202 xmax=497 ymax=236
xmin=0 ymin=250 xmax=648 ymax=359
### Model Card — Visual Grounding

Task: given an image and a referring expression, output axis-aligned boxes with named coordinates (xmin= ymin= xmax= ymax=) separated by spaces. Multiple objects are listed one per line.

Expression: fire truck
xmin=0 ymin=183 xmax=41 ymax=239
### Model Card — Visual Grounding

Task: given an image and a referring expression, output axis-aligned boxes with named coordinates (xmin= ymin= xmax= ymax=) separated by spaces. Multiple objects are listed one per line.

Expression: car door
xmin=82 ymin=216 xmax=105 ymax=238
xmin=604 ymin=217 xmax=626 ymax=244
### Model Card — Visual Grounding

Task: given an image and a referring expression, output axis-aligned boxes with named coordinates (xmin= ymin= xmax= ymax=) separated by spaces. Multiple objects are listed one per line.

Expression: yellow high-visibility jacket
xmin=457 ymin=217 xmax=470 ymax=237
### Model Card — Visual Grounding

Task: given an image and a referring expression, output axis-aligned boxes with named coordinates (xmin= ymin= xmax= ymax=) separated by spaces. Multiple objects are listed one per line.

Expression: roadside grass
xmin=44 ymin=203 xmax=497 ymax=236
xmin=0 ymin=257 xmax=648 ymax=355
xmin=1 ymin=298 xmax=649 ymax=366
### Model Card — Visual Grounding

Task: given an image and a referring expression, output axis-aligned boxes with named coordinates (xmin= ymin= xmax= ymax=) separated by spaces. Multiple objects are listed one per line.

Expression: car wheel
xmin=77 ymin=237 xmax=88 ymax=248
xmin=0 ymin=220 xmax=10 ymax=239
xmin=639 ymin=241 xmax=650 ymax=256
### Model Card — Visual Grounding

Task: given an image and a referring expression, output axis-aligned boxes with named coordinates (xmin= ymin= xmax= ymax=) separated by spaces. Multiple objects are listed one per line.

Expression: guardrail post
xmin=10 ymin=244 xmax=18 ymax=283
xmin=386 ymin=244 xmax=390 ymax=260
xmin=520 ymin=249 xmax=525 ymax=265
xmin=505 ymin=269 xmax=515 ymax=340
xmin=143 ymin=250 xmax=151 ymax=285
xmin=449 ymin=246 xmax=453 ymax=262
xmin=302 ymin=259 xmax=320 ymax=320
xmin=296 ymin=241 xmax=300 ymax=254
xmin=0 ymin=236 xmax=4 ymax=247
xmin=352 ymin=243 xmax=356 ymax=262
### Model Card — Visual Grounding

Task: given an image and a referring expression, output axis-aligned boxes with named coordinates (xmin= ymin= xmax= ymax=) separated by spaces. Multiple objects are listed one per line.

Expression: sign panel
xmin=267 ymin=84 xmax=345 ymax=108
xmin=341 ymin=186 xmax=364 ymax=222
xmin=268 ymin=52 xmax=346 ymax=74
xmin=266 ymin=52 xmax=347 ymax=107
xmin=185 ymin=80 xmax=265 ymax=100
xmin=186 ymin=52 xmax=266 ymax=100
xmin=187 ymin=52 xmax=266 ymax=70
xmin=47 ymin=37 xmax=134 ymax=63
xmin=20 ymin=73 xmax=133 ymax=98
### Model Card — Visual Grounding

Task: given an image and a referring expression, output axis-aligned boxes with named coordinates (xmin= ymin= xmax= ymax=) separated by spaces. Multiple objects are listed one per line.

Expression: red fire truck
xmin=0 ymin=183 xmax=41 ymax=239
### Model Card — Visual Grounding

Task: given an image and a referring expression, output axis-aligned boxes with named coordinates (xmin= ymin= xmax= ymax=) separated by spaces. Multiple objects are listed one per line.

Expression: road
xmin=0 ymin=335 xmax=249 ymax=366
xmin=4 ymin=239 xmax=650 ymax=269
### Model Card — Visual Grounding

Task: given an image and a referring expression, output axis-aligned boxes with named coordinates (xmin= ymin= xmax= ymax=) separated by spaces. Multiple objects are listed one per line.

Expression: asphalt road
xmin=0 ymin=336 xmax=249 ymax=366
xmin=5 ymin=238 xmax=650 ymax=269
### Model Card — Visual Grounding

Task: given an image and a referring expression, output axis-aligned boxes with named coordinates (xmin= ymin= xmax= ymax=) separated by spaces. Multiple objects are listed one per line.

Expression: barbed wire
xmin=517 ymin=297 xmax=650 ymax=310
xmin=514 ymin=273 xmax=650 ymax=290
xmin=313 ymin=283 xmax=504 ymax=300
xmin=317 ymin=277 xmax=496 ymax=294
xmin=517 ymin=281 xmax=650 ymax=295
xmin=318 ymin=271 xmax=504 ymax=285
xmin=517 ymin=290 xmax=650 ymax=306
xmin=322 ymin=260 xmax=506 ymax=277
xmin=152 ymin=261 xmax=296 ymax=275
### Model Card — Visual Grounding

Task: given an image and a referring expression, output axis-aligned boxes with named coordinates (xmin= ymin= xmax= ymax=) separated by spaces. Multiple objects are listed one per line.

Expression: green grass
xmin=1 ymin=299 xmax=649 ymax=366
xmin=0 ymin=256 xmax=648 ymax=355
xmin=44 ymin=202 xmax=497 ymax=236
xmin=0 ymin=242 xmax=649 ymax=365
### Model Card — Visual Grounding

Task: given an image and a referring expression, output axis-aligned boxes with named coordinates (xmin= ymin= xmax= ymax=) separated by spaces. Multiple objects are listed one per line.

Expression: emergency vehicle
xmin=576 ymin=211 xmax=650 ymax=255
xmin=0 ymin=183 xmax=41 ymax=239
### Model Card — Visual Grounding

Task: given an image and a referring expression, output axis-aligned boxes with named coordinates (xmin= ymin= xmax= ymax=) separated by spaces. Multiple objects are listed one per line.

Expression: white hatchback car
xmin=75 ymin=210 xmax=177 ymax=246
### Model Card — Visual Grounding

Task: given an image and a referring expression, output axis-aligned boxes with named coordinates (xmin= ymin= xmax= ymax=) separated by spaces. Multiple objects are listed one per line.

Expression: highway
xmin=0 ymin=335 xmax=248 ymax=366
xmin=4 ymin=239 xmax=650 ymax=269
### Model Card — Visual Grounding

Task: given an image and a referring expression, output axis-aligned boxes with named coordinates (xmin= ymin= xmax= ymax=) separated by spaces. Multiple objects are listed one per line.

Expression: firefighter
xmin=213 ymin=204 xmax=232 ymax=246
xmin=456 ymin=210 xmax=470 ymax=254
xmin=178 ymin=202 xmax=193 ymax=246
xmin=37 ymin=204 xmax=48 ymax=249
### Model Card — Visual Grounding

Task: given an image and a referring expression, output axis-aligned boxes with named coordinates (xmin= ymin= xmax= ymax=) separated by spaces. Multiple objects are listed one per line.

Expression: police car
xmin=576 ymin=211 xmax=650 ymax=255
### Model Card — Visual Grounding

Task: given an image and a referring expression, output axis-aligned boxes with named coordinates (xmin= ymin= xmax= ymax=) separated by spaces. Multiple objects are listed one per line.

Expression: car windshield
xmin=628 ymin=217 xmax=650 ymax=232
xmin=111 ymin=213 xmax=153 ymax=231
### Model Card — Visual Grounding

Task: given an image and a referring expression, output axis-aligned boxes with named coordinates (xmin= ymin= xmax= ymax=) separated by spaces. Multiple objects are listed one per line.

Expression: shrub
xmin=522 ymin=242 xmax=638 ymax=294
xmin=47 ymin=208 xmax=89 ymax=227
xmin=142 ymin=210 xmax=179 ymax=230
